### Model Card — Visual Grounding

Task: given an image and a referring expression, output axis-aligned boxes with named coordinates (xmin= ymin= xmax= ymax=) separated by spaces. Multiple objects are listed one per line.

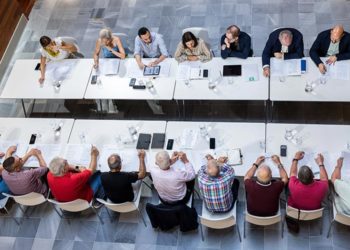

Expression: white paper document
xmin=176 ymin=61 xmax=203 ymax=80
xmin=324 ymin=61 xmax=350 ymax=81
xmin=63 ymin=144 xmax=91 ymax=166
xmin=242 ymin=64 xmax=259 ymax=82
xmin=25 ymin=144 xmax=62 ymax=167
xmin=271 ymin=58 xmax=301 ymax=76
xmin=46 ymin=60 xmax=77 ymax=82
xmin=179 ymin=129 xmax=198 ymax=149
xmin=0 ymin=141 xmax=28 ymax=163
xmin=98 ymin=59 xmax=120 ymax=75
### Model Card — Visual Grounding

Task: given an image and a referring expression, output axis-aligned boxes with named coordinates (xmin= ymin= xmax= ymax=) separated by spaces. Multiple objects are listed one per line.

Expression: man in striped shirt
xmin=198 ymin=155 xmax=239 ymax=213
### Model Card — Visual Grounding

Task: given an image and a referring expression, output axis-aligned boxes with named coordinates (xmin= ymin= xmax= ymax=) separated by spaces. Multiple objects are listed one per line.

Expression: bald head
xmin=331 ymin=25 xmax=344 ymax=43
xmin=207 ymin=159 xmax=220 ymax=177
xmin=256 ymin=164 xmax=272 ymax=184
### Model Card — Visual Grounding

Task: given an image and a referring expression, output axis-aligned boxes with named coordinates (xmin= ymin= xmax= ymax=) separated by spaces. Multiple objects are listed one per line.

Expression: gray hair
xmin=256 ymin=164 xmax=272 ymax=184
xmin=279 ymin=30 xmax=293 ymax=40
xmin=155 ymin=150 xmax=171 ymax=170
xmin=49 ymin=157 xmax=66 ymax=176
xmin=99 ymin=28 xmax=112 ymax=40
xmin=108 ymin=154 xmax=122 ymax=169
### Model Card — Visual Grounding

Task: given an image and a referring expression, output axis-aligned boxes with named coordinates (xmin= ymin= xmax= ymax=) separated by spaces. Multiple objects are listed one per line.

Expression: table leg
xmin=271 ymin=101 xmax=274 ymax=122
xmin=30 ymin=99 xmax=36 ymax=115
xmin=182 ymin=100 xmax=185 ymax=119
xmin=99 ymin=100 xmax=103 ymax=114
xmin=21 ymin=99 xmax=27 ymax=117
xmin=175 ymin=100 xmax=181 ymax=118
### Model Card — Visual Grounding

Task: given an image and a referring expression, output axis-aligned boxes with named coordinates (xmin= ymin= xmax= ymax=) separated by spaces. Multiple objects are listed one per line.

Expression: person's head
xmin=49 ymin=157 xmax=70 ymax=177
xmin=40 ymin=36 xmax=53 ymax=49
xmin=207 ymin=159 xmax=220 ymax=177
xmin=182 ymin=31 xmax=198 ymax=49
xmin=298 ymin=165 xmax=314 ymax=185
xmin=108 ymin=154 xmax=122 ymax=171
xmin=155 ymin=150 xmax=171 ymax=170
xmin=256 ymin=164 xmax=272 ymax=184
xmin=138 ymin=27 xmax=151 ymax=44
xmin=99 ymin=28 xmax=113 ymax=45
xmin=331 ymin=25 xmax=344 ymax=43
xmin=3 ymin=156 xmax=23 ymax=173
xmin=278 ymin=30 xmax=293 ymax=47
xmin=226 ymin=25 xmax=240 ymax=41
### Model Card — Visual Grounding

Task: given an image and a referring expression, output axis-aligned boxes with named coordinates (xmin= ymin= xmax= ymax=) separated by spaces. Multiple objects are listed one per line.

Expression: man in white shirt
xmin=150 ymin=150 xmax=195 ymax=205
xmin=331 ymin=157 xmax=350 ymax=215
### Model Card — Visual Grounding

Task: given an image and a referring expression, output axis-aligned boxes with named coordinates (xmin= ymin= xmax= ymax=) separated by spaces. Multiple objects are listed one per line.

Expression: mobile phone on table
xmin=35 ymin=63 xmax=40 ymax=71
xmin=209 ymin=138 xmax=215 ymax=149
xmin=166 ymin=139 xmax=174 ymax=150
xmin=203 ymin=69 xmax=208 ymax=78
xmin=91 ymin=75 xmax=97 ymax=85
xmin=29 ymin=134 xmax=37 ymax=144
xmin=129 ymin=78 xmax=136 ymax=86
xmin=280 ymin=145 xmax=287 ymax=157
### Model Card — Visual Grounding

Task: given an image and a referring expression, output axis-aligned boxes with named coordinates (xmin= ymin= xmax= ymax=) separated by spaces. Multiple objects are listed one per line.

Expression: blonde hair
xmin=99 ymin=28 xmax=113 ymax=40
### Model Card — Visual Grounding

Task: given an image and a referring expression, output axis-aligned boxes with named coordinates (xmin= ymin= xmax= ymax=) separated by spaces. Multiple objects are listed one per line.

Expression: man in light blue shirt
xmin=134 ymin=27 xmax=169 ymax=69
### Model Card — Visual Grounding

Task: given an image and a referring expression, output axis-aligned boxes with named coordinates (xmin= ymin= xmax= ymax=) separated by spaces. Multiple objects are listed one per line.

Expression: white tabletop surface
xmin=1 ymin=59 xmax=93 ymax=99
xmin=84 ymin=58 xmax=177 ymax=100
xmin=266 ymin=123 xmax=350 ymax=178
xmin=165 ymin=121 xmax=266 ymax=175
xmin=270 ymin=57 xmax=350 ymax=102
xmin=68 ymin=119 xmax=167 ymax=172
xmin=173 ymin=57 xmax=268 ymax=100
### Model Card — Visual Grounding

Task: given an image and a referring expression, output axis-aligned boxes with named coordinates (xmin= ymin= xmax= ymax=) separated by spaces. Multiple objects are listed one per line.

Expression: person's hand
xmin=7 ymin=146 xmax=17 ymax=155
xmin=224 ymin=38 xmax=230 ymax=48
xmin=263 ymin=67 xmax=270 ymax=77
xmin=148 ymin=60 xmax=159 ymax=67
xmin=138 ymin=149 xmax=146 ymax=160
xmin=38 ymin=76 xmax=45 ymax=84
xmin=187 ymin=55 xmax=198 ymax=61
xmin=315 ymin=153 xmax=324 ymax=166
xmin=217 ymin=156 xmax=228 ymax=164
xmin=205 ymin=154 xmax=214 ymax=161
xmin=178 ymin=152 xmax=189 ymax=163
xmin=93 ymin=61 xmax=99 ymax=69
xmin=294 ymin=151 xmax=304 ymax=160
xmin=78 ymin=166 xmax=87 ymax=172
xmin=138 ymin=62 xmax=145 ymax=70
xmin=271 ymin=155 xmax=281 ymax=165
xmin=318 ymin=63 xmax=327 ymax=74
xmin=28 ymin=148 xmax=40 ymax=156
xmin=326 ymin=56 xmax=337 ymax=65
xmin=255 ymin=156 xmax=265 ymax=166
xmin=0 ymin=152 xmax=5 ymax=158
xmin=274 ymin=52 xmax=283 ymax=59
xmin=91 ymin=146 xmax=99 ymax=157
xmin=337 ymin=157 xmax=344 ymax=168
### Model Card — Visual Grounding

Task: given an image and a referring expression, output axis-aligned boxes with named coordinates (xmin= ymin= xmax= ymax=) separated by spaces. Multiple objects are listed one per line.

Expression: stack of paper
xmin=271 ymin=58 xmax=301 ymax=76
xmin=63 ymin=144 xmax=91 ymax=166
xmin=46 ymin=60 xmax=77 ymax=82
xmin=25 ymin=144 xmax=62 ymax=168
xmin=98 ymin=59 xmax=120 ymax=75
xmin=324 ymin=61 xmax=350 ymax=81
xmin=179 ymin=129 xmax=198 ymax=149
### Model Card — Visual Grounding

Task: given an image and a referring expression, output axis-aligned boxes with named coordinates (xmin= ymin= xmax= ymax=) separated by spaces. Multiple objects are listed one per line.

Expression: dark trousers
xmin=159 ymin=179 xmax=195 ymax=206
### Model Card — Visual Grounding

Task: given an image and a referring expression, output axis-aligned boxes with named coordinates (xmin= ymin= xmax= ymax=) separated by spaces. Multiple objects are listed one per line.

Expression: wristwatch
xmin=253 ymin=163 xmax=259 ymax=168
xmin=292 ymin=158 xmax=299 ymax=162
xmin=319 ymin=164 xmax=325 ymax=168
xmin=278 ymin=164 xmax=284 ymax=169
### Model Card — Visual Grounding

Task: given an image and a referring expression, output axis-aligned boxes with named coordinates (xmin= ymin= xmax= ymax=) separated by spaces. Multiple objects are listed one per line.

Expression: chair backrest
xmin=3 ymin=192 xmax=46 ymax=206
xmin=47 ymin=198 xmax=90 ymax=212
xmin=245 ymin=209 xmax=281 ymax=226
xmin=112 ymin=33 xmax=132 ymax=55
xmin=59 ymin=36 xmax=80 ymax=53
xmin=199 ymin=201 xmax=237 ymax=229
xmin=333 ymin=204 xmax=350 ymax=226
xmin=0 ymin=197 xmax=10 ymax=209
xmin=182 ymin=27 xmax=210 ymax=43
xmin=286 ymin=205 xmax=324 ymax=221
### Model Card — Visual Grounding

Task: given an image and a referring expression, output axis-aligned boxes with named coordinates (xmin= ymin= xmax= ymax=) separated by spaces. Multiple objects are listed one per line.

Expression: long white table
xmin=67 ymin=119 xmax=167 ymax=172
xmin=1 ymin=59 xmax=93 ymax=116
xmin=266 ymin=123 xmax=350 ymax=178
xmin=165 ymin=121 xmax=266 ymax=175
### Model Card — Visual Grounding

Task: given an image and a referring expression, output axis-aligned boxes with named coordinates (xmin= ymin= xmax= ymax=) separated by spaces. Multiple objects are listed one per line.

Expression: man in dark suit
xmin=310 ymin=25 xmax=350 ymax=74
xmin=220 ymin=25 xmax=253 ymax=59
xmin=262 ymin=28 xmax=304 ymax=77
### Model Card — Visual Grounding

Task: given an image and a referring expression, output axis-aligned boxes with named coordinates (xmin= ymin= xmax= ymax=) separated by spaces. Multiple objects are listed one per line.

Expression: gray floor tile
xmin=52 ymin=239 xmax=75 ymax=250
xmin=16 ymin=218 xmax=41 ymax=238
xmin=12 ymin=237 xmax=34 ymax=250
xmin=0 ymin=236 xmax=15 ymax=250
xmin=31 ymin=238 xmax=55 ymax=250
xmin=72 ymin=241 xmax=94 ymax=250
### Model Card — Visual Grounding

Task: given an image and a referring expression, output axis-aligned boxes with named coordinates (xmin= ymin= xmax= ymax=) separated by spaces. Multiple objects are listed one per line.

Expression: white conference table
xmin=84 ymin=58 xmax=177 ymax=101
xmin=67 ymin=119 xmax=167 ymax=172
xmin=270 ymin=57 xmax=350 ymax=102
xmin=0 ymin=117 xmax=75 ymax=167
xmin=266 ymin=123 xmax=350 ymax=178
xmin=1 ymin=59 xmax=93 ymax=117
xmin=165 ymin=121 xmax=266 ymax=176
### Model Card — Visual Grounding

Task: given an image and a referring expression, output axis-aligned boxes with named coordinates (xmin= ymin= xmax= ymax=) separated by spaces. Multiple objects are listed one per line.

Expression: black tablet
xmin=143 ymin=66 xmax=161 ymax=76
xmin=223 ymin=65 xmax=242 ymax=76
xmin=136 ymin=133 xmax=152 ymax=149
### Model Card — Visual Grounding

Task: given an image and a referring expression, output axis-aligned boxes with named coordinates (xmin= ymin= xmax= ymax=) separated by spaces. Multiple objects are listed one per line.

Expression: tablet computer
xmin=223 ymin=65 xmax=242 ymax=76
xmin=143 ymin=66 xmax=161 ymax=76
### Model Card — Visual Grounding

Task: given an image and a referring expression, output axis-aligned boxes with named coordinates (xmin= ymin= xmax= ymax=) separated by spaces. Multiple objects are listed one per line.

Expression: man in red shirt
xmin=47 ymin=146 xmax=104 ymax=206
xmin=288 ymin=151 xmax=329 ymax=210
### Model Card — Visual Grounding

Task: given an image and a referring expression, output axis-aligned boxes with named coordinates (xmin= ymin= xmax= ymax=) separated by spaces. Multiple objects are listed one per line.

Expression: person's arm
xmin=134 ymin=37 xmax=144 ymax=69
xmin=5 ymin=146 xmax=17 ymax=159
xmin=244 ymin=156 xmax=265 ymax=181
xmin=220 ymin=35 xmax=230 ymax=59
xmin=137 ymin=149 xmax=146 ymax=179
xmin=149 ymin=54 xmax=167 ymax=67
xmin=60 ymin=41 xmax=77 ymax=53
xmin=283 ymin=34 xmax=304 ymax=60
xmin=290 ymin=151 xmax=304 ymax=177
xmin=109 ymin=37 xmax=126 ymax=59
xmin=33 ymin=150 xmax=47 ymax=167
xmin=174 ymin=42 xmax=187 ymax=63
xmin=230 ymin=34 xmax=252 ymax=59
xmin=315 ymin=153 xmax=328 ymax=181
xmin=309 ymin=33 xmax=323 ymax=66
xmin=156 ymin=35 xmax=169 ymax=60
xmin=178 ymin=151 xmax=195 ymax=181
xmin=22 ymin=148 xmax=38 ymax=163
xmin=262 ymin=34 xmax=274 ymax=68
xmin=331 ymin=157 xmax=343 ymax=183
xmin=336 ymin=34 xmax=350 ymax=61
xmin=93 ymin=39 xmax=101 ymax=68
xmin=88 ymin=146 xmax=99 ymax=173
xmin=39 ymin=56 xmax=47 ymax=84
xmin=272 ymin=155 xmax=288 ymax=185
xmin=198 ymin=40 xmax=212 ymax=63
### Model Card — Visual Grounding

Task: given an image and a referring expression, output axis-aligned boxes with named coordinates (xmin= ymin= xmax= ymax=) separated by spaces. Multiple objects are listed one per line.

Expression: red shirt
xmin=47 ymin=170 xmax=93 ymax=202
xmin=288 ymin=176 xmax=328 ymax=210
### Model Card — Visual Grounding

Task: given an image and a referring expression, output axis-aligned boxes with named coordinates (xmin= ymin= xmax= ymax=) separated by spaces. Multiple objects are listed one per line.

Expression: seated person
xmin=0 ymin=148 xmax=12 ymax=199
xmin=220 ymin=25 xmax=252 ymax=59
xmin=288 ymin=151 xmax=329 ymax=210
xmin=93 ymin=28 xmax=126 ymax=68
xmin=262 ymin=28 xmax=304 ymax=77
xmin=2 ymin=147 xmax=48 ymax=196
xmin=101 ymin=150 xmax=146 ymax=203
xmin=331 ymin=157 xmax=350 ymax=215
xmin=150 ymin=151 xmax=195 ymax=205
xmin=244 ymin=155 xmax=288 ymax=216
xmin=134 ymin=27 xmax=169 ymax=69
xmin=310 ymin=25 xmax=350 ymax=74
xmin=38 ymin=36 xmax=78 ymax=84
xmin=198 ymin=154 xmax=239 ymax=213
xmin=175 ymin=31 xmax=212 ymax=63
xmin=47 ymin=146 xmax=104 ymax=204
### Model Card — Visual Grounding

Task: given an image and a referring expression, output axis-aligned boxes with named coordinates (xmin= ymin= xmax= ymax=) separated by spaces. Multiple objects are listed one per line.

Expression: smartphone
xmin=280 ymin=145 xmax=287 ymax=157
xmin=129 ymin=78 xmax=136 ymax=86
xmin=35 ymin=63 xmax=40 ymax=71
xmin=301 ymin=59 xmax=306 ymax=73
xmin=29 ymin=134 xmax=37 ymax=145
xmin=209 ymin=138 xmax=215 ymax=149
xmin=203 ymin=69 xmax=208 ymax=78
xmin=166 ymin=139 xmax=174 ymax=150
xmin=91 ymin=75 xmax=97 ymax=85
xmin=133 ymin=85 xmax=146 ymax=89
